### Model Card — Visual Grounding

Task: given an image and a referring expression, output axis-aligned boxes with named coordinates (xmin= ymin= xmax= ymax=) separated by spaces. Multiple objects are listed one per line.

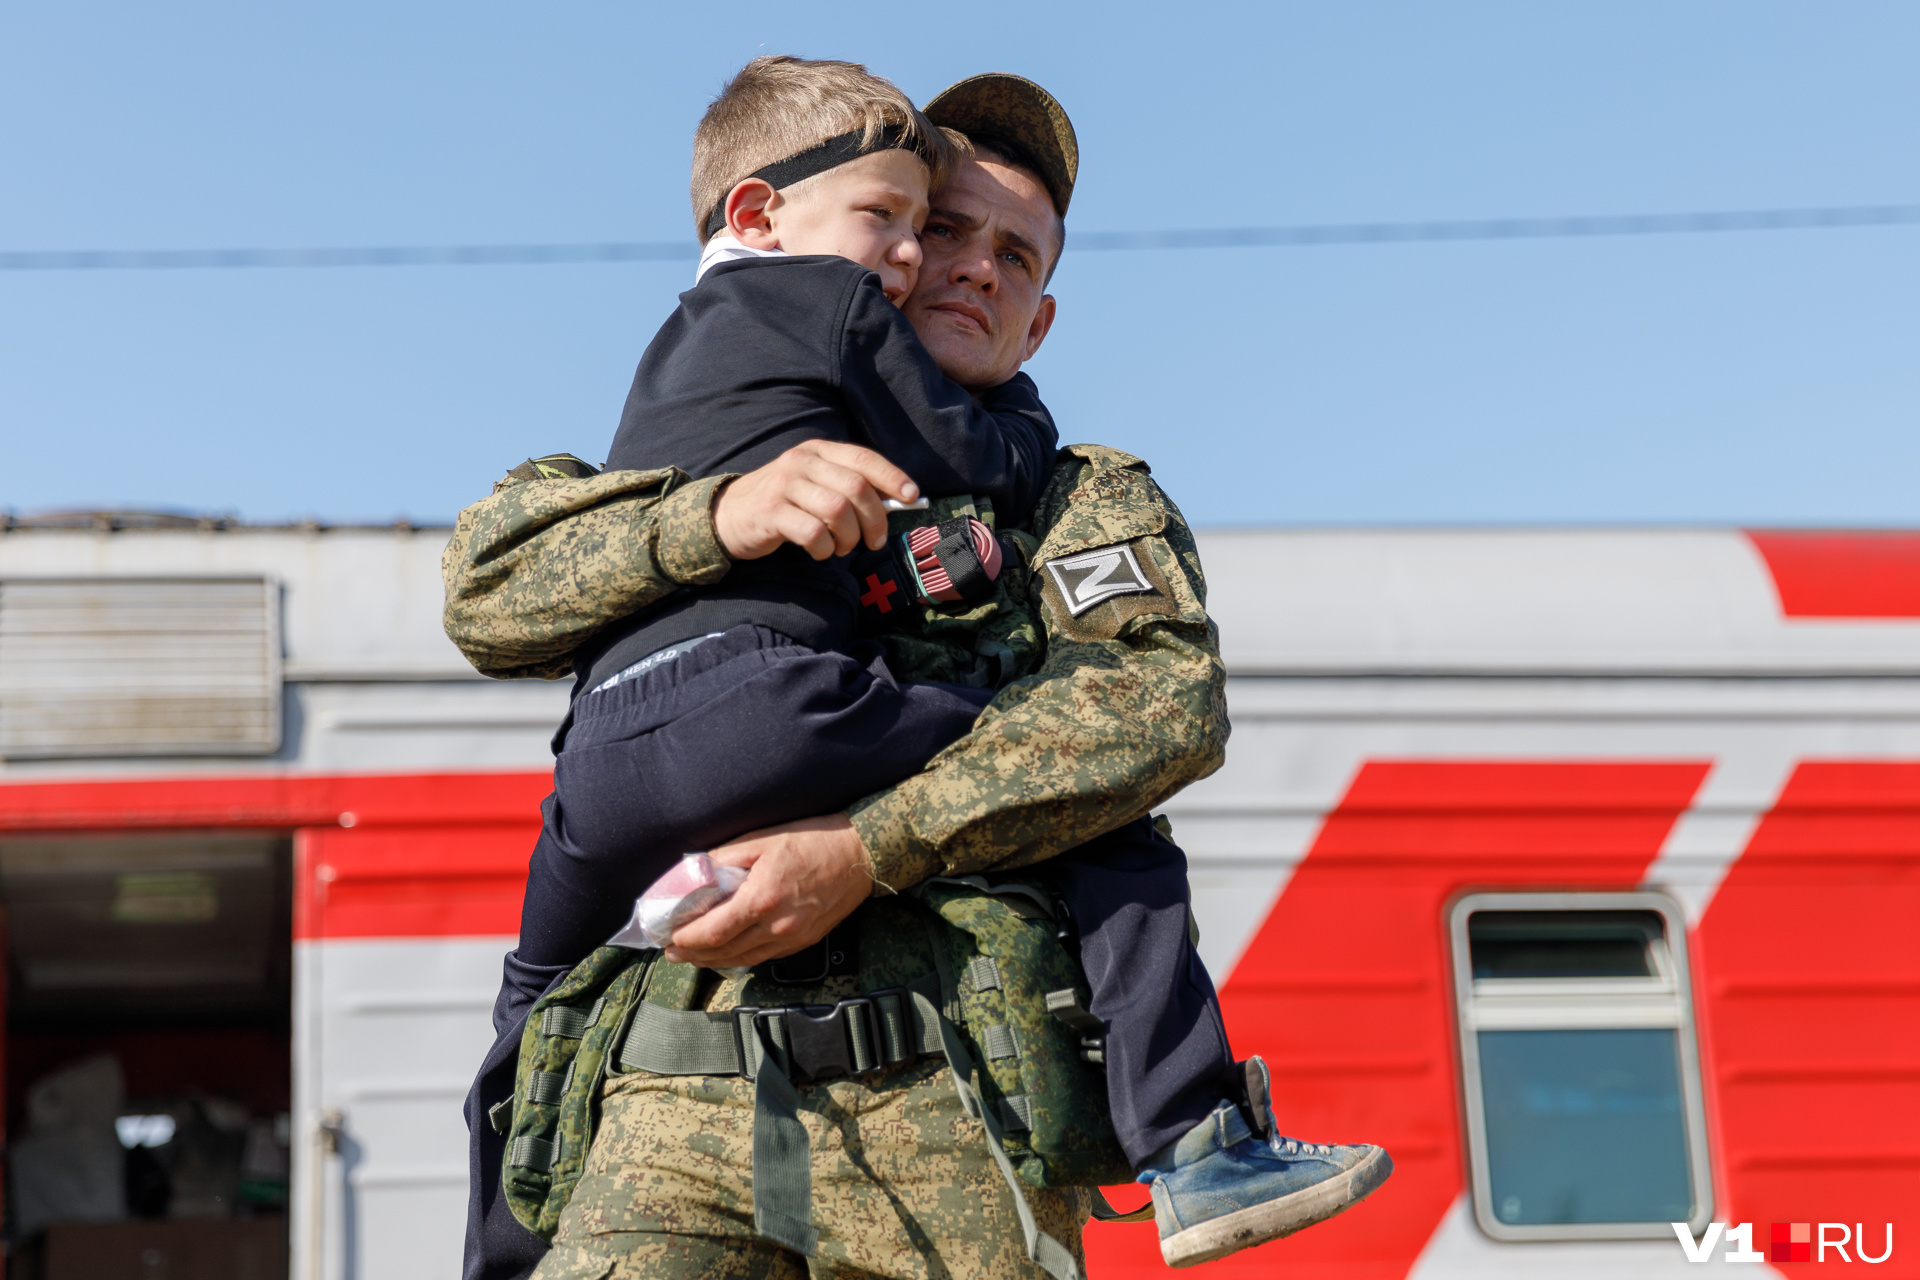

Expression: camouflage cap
xmin=923 ymin=74 xmax=1078 ymax=216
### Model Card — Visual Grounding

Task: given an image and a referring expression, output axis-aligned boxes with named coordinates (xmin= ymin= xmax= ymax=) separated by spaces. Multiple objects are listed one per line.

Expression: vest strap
xmin=616 ymin=973 xmax=944 ymax=1081
xmin=967 ymin=956 xmax=1002 ymax=991
xmin=540 ymin=996 xmax=605 ymax=1039
xmin=750 ymin=1031 xmax=816 ymax=1254
xmin=525 ymin=1062 xmax=573 ymax=1107
xmin=507 ymin=1135 xmax=555 ymax=1173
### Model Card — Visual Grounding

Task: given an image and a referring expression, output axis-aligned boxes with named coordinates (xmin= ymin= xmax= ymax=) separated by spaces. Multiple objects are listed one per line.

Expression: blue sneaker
xmin=1140 ymin=1061 xmax=1392 ymax=1268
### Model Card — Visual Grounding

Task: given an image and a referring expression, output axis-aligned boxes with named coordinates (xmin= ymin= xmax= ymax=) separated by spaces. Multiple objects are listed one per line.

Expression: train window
xmin=1449 ymin=892 xmax=1713 ymax=1241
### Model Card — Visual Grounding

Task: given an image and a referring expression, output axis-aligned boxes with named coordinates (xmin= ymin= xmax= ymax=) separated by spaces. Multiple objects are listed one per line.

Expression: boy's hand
xmin=664 ymin=814 xmax=874 ymax=969
xmin=712 ymin=440 xmax=918 ymax=561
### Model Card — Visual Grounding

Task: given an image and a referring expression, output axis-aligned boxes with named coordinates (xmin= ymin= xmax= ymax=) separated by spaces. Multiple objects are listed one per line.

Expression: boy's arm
xmin=846 ymin=444 xmax=1230 ymax=888
xmin=837 ymin=278 xmax=1059 ymax=522
xmin=441 ymin=463 xmax=734 ymax=680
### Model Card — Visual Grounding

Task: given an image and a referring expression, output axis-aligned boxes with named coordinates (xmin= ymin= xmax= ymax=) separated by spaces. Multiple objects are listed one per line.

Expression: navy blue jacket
xmin=582 ymin=254 xmax=1057 ymax=687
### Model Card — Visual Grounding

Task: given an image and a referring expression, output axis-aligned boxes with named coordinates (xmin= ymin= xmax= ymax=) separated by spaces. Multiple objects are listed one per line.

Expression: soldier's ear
xmin=1021 ymin=295 xmax=1057 ymax=363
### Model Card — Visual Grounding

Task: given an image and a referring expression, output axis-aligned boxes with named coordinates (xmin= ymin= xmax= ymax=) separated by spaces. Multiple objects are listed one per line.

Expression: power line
xmin=3 ymin=202 xmax=1916 ymax=272
xmin=0 ymin=241 xmax=698 ymax=271
xmin=1069 ymin=202 xmax=1920 ymax=251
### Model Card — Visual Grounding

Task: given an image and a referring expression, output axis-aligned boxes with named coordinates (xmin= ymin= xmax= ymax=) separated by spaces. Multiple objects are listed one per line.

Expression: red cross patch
xmin=860 ymin=573 xmax=900 ymax=615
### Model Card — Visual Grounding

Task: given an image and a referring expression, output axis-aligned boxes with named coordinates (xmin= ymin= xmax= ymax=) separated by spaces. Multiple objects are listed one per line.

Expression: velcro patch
xmin=1039 ymin=538 xmax=1178 ymax=642
xmin=1043 ymin=544 xmax=1157 ymax=615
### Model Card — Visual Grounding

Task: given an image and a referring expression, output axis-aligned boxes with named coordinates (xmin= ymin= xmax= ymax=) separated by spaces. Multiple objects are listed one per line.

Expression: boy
xmin=520 ymin=56 xmax=1056 ymax=978
xmin=498 ymin=57 xmax=1389 ymax=1273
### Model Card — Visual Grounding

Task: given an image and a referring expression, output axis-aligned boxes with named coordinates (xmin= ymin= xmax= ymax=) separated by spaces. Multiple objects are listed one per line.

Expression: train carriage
xmin=1 ymin=519 xmax=1913 ymax=1278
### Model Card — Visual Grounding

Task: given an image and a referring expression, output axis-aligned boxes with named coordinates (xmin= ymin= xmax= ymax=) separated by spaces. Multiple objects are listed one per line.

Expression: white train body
xmin=1 ymin=523 xmax=1913 ymax=1278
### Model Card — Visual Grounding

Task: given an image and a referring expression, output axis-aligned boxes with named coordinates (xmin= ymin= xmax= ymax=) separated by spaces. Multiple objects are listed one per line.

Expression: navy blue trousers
xmin=462 ymin=626 xmax=1234 ymax=1280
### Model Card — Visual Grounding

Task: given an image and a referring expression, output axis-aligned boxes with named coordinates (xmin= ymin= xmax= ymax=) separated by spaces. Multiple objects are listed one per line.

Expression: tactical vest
xmin=496 ymin=878 xmax=1145 ymax=1280
xmin=852 ymin=492 xmax=1048 ymax=690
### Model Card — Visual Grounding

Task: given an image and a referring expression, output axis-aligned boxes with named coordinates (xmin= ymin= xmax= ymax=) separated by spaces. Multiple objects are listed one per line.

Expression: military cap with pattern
xmin=923 ymin=73 xmax=1079 ymax=216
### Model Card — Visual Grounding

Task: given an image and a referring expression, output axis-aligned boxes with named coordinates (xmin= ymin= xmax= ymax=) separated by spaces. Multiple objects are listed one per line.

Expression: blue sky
xmin=3 ymin=2 xmax=1915 ymax=526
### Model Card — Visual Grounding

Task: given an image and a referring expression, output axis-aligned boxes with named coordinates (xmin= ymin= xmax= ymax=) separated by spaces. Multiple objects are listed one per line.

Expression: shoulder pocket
xmin=1034 ymin=451 xmax=1165 ymax=565
xmin=1029 ymin=452 xmax=1211 ymax=644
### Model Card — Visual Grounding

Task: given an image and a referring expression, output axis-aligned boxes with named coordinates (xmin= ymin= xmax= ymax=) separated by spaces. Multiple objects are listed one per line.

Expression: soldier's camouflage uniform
xmin=443 ymin=444 xmax=1229 ymax=1278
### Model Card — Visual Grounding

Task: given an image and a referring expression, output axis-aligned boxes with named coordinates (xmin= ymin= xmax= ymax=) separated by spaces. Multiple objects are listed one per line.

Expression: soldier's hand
xmin=664 ymin=813 xmax=874 ymax=968
xmin=712 ymin=441 xmax=919 ymax=562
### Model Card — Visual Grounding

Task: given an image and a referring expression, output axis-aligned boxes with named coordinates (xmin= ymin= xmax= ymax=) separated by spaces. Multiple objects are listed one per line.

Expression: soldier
xmin=452 ymin=74 xmax=1387 ymax=1280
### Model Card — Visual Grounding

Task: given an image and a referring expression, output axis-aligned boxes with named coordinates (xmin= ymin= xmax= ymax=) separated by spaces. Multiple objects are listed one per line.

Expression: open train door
xmin=1 ymin=828 xmax=294 ymax=1279
xmin=0 ymin=771 xmax=541 ymax=1280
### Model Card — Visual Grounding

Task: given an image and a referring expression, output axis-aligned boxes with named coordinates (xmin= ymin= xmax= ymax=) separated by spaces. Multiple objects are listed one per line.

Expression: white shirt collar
xmin=695 ymin=233 xmax=787 ymax=284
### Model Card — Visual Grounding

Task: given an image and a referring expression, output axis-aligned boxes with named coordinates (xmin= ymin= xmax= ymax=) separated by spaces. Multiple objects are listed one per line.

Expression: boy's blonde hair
xmin=691 ymin=56 xmax=953 ymax=241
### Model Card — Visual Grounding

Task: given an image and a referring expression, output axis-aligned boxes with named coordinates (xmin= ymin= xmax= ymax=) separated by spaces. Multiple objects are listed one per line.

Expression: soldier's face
xmin=905 ymin=157 xmax=1058 ymax=391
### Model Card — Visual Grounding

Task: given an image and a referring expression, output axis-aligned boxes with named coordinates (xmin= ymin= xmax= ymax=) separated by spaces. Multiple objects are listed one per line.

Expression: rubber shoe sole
xmin=1159 ymin=1145 xmax=1394 ymax=1269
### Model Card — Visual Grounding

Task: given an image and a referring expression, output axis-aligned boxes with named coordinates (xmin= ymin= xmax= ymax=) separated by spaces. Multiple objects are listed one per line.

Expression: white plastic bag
xmin=607 ymin=853 xmax=748 ymax=950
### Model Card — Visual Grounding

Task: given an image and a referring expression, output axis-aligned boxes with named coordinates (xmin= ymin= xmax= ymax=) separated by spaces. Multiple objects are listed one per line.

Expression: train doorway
xmin=2 ymin=830 xmax=293 ymax=1280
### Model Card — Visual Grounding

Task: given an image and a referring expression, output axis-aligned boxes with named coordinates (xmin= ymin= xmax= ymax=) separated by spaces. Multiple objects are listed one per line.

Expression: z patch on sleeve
xmin=1045 ymin=544 xmax=1156 ymax=614
xmin=1040 ymin=538 xmax=1178 ymax=641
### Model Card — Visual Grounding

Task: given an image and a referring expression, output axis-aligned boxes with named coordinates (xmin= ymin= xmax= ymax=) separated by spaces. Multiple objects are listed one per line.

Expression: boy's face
xmin=761 ymin=149 xmax=931 ymax=304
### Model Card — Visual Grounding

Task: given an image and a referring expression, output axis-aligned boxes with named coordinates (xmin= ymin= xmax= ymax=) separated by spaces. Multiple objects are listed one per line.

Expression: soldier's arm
xmin=441 ymin=459 xmax=734 ymax=680
xmin=847 ymin=445 xmax=1230 ymax=889
xmin=442 ymin=443 xmax=920 ymax=680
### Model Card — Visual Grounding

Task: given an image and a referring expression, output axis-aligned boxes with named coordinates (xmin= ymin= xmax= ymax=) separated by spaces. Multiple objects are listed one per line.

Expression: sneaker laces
xmin=1273 ymin=1137 xmax=1335 ymax=1157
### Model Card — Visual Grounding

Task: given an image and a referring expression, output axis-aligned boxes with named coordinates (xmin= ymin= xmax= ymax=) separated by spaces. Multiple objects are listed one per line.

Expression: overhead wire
xmin=2 ymin=202 xmax=1916 ymax=272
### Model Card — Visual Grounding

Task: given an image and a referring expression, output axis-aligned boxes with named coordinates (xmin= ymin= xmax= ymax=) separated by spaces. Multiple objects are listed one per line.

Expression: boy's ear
xmin=724 ymin=179 xmax=781 ymax=250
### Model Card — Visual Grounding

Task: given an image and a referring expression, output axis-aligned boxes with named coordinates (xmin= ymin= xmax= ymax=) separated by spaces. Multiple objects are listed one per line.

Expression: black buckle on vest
xmin=782 ymin=1005 xmax=855 ymax=1083
xmin=736 ymin=995 xmax=888 ymax=1085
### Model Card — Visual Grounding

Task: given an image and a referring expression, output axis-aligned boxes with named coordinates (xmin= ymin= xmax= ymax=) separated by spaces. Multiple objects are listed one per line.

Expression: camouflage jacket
xmin=441 ymin=445 xmax=1230 ymax=888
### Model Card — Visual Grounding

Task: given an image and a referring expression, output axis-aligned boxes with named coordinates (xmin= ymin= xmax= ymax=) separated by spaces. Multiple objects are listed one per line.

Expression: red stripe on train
xmin=0 ymin=771 xmax=549 ymax=940
xmin=1745 ymin=531 xmax=1920 ymax=618
xmin=1085 ymin=761 xmax=1711 ymax=1279
xmin=1695 ymin=762 xmax=1920 ymax=1276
